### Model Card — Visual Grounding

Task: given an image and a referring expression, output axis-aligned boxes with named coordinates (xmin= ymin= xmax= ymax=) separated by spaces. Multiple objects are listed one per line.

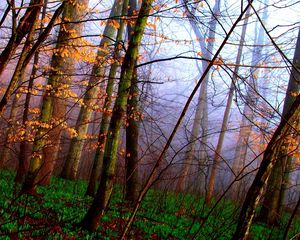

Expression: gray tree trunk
xmin=177 ymin=0 xmax=221 ymax=195
xmin=39 ymin=0 xmax=89 ymax=185
xmin=208 ymin=7 xmax=250 ymax=199
xmin=231 ymin=4 xmax=268 ymax=200
xmin=22 ymin=1 xmax=85 ymax=192
xmin=86 ymin=0 xmax=129 ymax=196
xmin=80 ymin=0 xmax=153 ymax=230
xmin=258 ymin=27 xmax=300 ymax=225
xmin=61 ymin=0 xmax=122 ymax=180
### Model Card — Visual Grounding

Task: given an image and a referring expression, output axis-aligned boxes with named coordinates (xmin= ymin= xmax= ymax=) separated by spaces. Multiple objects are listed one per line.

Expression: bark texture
xmin=257 ymin=27 xmax=300 ymax=225
xmin=61 ymin=0 xmax=122 ymax=180
xmin=125 ymin=0 xmax=140 ymax=203
xmin=39 ymin=0 xmax=89 ymax=185
xmin=80 ymin=0 xmax=152 ymax=231
xmin=22 ymin=1 xmax=85 ymax=191
xmin=86 ymin=0 xmax=129 ymax=196
xmin=125 ymin=68 xmax=140 ymax=203
xmin=232 ymin=94 xmax=300 ymax=239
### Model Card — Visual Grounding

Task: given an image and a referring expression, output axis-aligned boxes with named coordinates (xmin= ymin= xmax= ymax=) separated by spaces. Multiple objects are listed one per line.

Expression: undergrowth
xmin=0 ymin=170 xmax=298 ymax=239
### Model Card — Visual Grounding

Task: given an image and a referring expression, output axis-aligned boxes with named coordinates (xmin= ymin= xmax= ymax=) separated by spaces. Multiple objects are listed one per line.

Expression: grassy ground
xmin=0 ymin=170 xmax=298 ymax=239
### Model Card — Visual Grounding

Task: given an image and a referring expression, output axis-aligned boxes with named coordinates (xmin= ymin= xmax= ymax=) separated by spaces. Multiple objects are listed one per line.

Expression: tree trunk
xmin=16 ymin=1 xmax=49 ymax=183
xmin=21 ymin=1 xmax=82 ymax=192
xmin=0 ymin=1 xmax=65 ymax=113
xmin=177 ymin=0 xmax=220 ymax=195
xmin=176 ymin=78 xmax=207 ymax=192
xmin=232 ymin=94 xmax=300 ymax=240
xmin=0 ymin=0 xmax=43 ymax=79
xmin=124 ymin=0 xmax=139 ymax=203
xmin=257 ymin=27 xmax=300 ymax=225
xmin=0 ymin=0 xmax=41 ymax=169
xmin=85 ymin=0 xmax=129 ymax=196
xmin=186 ymin=0 xmax=221 ymax=202
xmin=230 ymin=5 xmax=268 ymax=200
xmin=80 ymin=0 xmax=152 ymax=231
xmin=38 ymin=0 xmax=89 ymax=185
xmin=61 ymin=0 xmax=122 ymax=180
xmin=0 ymin=94 xmax=20 ymax=169
xmin=207 ymin=7 xmax=250 ymax=198
xmin=125 ymin=67 xmax=140 ymax=203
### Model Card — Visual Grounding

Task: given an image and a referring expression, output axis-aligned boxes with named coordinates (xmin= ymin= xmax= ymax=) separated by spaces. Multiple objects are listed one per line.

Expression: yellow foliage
xmin=147 ymin=22 xmax=157 ymax=30
xmin=66 ymin=127 xmax=78 ymax=138
xmin=108 ymin=20 xmax=120 ymax=29
xmin=28 ymin=108 xmax=41 ymax=114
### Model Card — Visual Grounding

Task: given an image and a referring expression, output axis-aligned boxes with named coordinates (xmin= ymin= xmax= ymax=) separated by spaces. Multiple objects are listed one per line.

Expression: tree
xmin=120 ymin=3 xmax=254 ymax=237
xmin=176 ymin=0 xmax=221 ymax=195
xmin=0 ymin=1 xmax=65 ymax=112
xmin=232 ymin=30 xmax=300 ymax=240
xmin=0 ymin=0 xmax=42 ymax=168
xmin=0 ymin=0 xmax=43 ymax=79
xmin=125 ymin=67 xmax=140 ymax=202
xmin=0 ymin=94 xmax=20 ymax=169
xmin=85 ymin=0 xmax=130 ymax=196
xmin=61 ymin=0 xmax=122 ymax=180
xmin=230 ymin=3 xmax=268 ymax=200
xmin=80 ymin=0 xmax=153 ymax=230
xmin=0 ymin=0 xmax=299 ymax=238
xmin=39 ymin=0 xmax=89 ymax=185
xmin=233 ymin=96 xmax=300 ymax=240
xmin=21 ymin=0 xmax=86 ymax=192
xmin=16 ymin=0 xmax=49 ymax=183
xmin=257 ymin=27 xmax=300 ymax=225
xmin=125 ymin=0 xmax=140 ymax=203
xmin=208 ymin=6 xmax=251 ymax=200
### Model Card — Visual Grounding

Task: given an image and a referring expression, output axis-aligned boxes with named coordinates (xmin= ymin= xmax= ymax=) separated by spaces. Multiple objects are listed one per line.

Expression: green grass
xmin=0 ymin=170 xmax=298 ymax=239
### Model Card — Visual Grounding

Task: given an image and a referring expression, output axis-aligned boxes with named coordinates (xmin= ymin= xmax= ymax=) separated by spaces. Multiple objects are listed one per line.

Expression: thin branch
xmin=120 ymin=1 xmax=254 ymax=239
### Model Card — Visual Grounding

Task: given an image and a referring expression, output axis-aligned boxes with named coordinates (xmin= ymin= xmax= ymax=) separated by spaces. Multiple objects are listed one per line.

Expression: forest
xmin=0 ymin=0 xmax=299 ymax=239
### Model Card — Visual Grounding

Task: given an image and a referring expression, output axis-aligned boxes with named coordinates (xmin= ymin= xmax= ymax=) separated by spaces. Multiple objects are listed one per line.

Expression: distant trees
xmin=176 ymin=0 xmax=221 ymax=196
xmin=231 ymin=3 xmax=268 ymax=200
xmin=233 ymin=27 xmax=300 ymax=240
xmin=212 ymin=6 xmax=250 ymax=200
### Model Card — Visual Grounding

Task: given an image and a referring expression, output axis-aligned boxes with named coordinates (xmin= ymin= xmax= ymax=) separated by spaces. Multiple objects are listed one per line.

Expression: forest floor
xmin=0 ymin=170 xmax=298 ymax=239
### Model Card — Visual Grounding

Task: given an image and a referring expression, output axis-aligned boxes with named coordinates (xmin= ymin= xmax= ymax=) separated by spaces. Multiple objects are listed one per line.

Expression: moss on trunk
xmin=80 ymin=0 xmax=153 ymax=231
